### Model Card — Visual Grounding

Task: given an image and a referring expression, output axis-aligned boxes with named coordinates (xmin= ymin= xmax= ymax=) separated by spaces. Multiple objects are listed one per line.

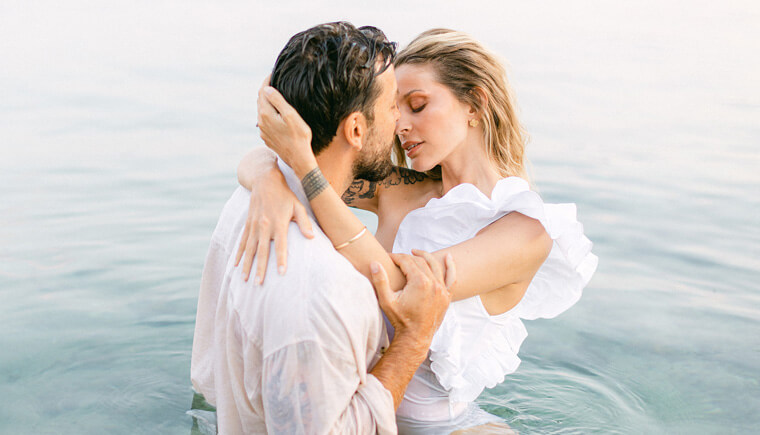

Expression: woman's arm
xmin=237 ymin=146 xmax=277 ymax=190
xmin=297 ymin=163 xmax=551 ymax=302
xmin=238 ymin=147 xmax=383 ymax=213
xmin=259 ymin=86 xmax=553 ymax=304
xmin=234 ymin=146 xmax=315 ymax=283
xmin=430 ymin=212 xmax=553 ymax=302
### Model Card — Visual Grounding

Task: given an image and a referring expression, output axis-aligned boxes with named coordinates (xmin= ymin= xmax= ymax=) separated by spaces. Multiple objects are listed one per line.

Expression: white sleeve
xmin=261 ymin=341 xmax=396 ymax=435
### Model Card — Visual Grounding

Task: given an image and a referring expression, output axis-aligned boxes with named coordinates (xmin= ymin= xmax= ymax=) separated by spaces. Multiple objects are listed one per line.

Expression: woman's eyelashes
xmin=411 ymin=103 xmax=426 ymax=113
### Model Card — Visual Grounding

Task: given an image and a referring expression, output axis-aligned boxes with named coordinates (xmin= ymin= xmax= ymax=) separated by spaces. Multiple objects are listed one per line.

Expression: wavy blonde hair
xmin=393 ymin=29 xmax=529 ymax=181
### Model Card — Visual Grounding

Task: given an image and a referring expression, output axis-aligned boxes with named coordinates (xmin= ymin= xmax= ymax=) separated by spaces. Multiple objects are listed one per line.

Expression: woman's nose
xmin=396 ymin=119 xmax=410 ymax=135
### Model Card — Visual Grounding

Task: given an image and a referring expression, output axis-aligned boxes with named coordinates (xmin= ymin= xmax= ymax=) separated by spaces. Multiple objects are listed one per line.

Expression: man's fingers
xmin=411 ymin=249 xmax=444 ymax=284
xmin=409 ymin=253 xmax=437 ymax=285
xmin=293 ymin=204 xmax=314 ymax=239
xmin=444 ymin=253 xmax=456 ymax=291
xmin=273 ymin=226 xmax=288 ymax=276
xmin=370 ymin=261 xmax=394 ymax=308
xmin=390 ymin=253 xmax=428 ymax=288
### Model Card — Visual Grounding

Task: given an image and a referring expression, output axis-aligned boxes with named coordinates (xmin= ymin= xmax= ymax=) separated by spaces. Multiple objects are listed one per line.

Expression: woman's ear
xmin=341 ymin=111 xmax=367 ymax=151
xmin=468 ymin=87 xmax=488 ymax=117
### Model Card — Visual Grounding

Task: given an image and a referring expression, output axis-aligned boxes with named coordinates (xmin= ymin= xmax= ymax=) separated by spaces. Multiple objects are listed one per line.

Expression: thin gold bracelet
xmin=334 ymin=227 xmax=367 ymax=250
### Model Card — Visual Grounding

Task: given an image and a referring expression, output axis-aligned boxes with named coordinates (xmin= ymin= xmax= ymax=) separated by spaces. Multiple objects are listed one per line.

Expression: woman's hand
xmin=235 ymin=167 xmax=314 ymax=284
xmin=257 ymin=81 xmax=316 ymax=176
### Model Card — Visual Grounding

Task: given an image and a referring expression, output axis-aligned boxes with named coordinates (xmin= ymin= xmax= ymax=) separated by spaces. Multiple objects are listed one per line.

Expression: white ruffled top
xmin=392 ymin=177 xmax=598 ymax=406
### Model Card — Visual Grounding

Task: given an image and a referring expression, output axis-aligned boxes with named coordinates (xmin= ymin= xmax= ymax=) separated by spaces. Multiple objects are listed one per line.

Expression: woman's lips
xmin=404 ymin=141 xmax=423 ymax=158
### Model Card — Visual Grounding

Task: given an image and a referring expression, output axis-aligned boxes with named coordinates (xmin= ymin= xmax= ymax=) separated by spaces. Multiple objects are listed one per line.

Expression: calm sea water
xmin=1 ymin=1 xmax=758 ymax=433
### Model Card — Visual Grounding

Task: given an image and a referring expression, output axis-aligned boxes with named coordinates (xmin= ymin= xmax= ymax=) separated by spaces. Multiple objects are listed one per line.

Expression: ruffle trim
xmin=428 ymin=306 xmax=528 ymax=402
xmin=393 ymin=177 xmax=598 ymax=402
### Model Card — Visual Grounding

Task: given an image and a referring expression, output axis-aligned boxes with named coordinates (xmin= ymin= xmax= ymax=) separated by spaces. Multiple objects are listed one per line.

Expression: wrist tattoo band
xmin=301 ymin=167 xmax=329 ymax=201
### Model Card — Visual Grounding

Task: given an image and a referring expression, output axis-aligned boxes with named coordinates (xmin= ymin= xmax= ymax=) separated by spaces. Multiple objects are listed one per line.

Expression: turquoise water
xmin=1 ymin=1 xmax=758 ymax=433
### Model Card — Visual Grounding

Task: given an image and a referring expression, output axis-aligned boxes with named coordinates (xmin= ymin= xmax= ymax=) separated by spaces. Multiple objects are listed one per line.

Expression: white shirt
xmin=191 ymin=161 xmax=395 ymax=434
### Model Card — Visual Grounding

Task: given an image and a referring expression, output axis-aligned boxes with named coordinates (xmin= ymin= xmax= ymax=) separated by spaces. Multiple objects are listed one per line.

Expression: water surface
xmin=1 ymin=1 xmax=758 ymax=433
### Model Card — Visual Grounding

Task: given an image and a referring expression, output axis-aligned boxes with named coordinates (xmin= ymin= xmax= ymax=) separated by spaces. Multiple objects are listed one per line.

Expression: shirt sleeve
xmin=261 ymin=340 xmax=396 ymax=435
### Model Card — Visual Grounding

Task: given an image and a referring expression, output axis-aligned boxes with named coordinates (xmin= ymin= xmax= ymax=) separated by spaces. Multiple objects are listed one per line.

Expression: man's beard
xmin=352 ymin=124 xmax=394 ymax=182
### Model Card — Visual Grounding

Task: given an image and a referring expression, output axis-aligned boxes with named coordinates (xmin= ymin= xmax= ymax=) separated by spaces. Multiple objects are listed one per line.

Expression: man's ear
xmin=341 ymin=112 xmax=367 ymax=151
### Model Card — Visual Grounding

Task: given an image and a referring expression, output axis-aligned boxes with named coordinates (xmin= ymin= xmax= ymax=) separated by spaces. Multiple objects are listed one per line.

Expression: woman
xmin=239 ymin=29 xmax=597 ymax=433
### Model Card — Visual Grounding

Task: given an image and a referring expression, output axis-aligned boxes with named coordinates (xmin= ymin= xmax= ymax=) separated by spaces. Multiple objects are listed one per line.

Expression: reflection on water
xmin=1 ymin=0 xmax=758 ymax=433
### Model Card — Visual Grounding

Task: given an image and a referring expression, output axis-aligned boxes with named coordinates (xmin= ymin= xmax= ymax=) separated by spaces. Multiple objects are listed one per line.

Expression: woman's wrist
xmin=252 ymin=163 xmax=287 ymax=193
xmin=290 ymin=153 xmax=318 ymax=179
xmin=237 ymin=148 xmax=278 ymax=190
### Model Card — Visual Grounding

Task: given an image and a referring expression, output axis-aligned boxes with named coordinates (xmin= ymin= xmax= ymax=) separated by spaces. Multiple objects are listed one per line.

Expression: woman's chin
xmin=411 ymin=159 xmax=436 ymax=173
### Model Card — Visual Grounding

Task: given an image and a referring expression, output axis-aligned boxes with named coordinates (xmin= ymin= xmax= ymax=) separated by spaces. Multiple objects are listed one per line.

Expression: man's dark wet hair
xmin=270 ymin=22 xmax=397 ymax=155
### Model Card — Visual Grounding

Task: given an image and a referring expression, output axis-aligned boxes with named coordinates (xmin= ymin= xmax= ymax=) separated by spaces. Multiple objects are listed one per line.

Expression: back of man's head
xmin=270 ymin=22 xmax=396 ymax=155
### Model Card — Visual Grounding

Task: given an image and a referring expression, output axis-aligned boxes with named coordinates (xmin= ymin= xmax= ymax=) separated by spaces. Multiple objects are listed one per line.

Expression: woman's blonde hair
xmin=393 ymin=29 xmax=529 ymax=180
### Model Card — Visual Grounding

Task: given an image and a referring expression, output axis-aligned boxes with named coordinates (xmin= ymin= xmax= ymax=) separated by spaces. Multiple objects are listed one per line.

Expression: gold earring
xmin=469 ymin=119 xmax=479 ymax=127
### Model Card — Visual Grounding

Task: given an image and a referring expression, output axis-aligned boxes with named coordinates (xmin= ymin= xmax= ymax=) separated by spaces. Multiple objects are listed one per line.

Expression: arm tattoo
xmin=341 ymin=179 xmax=378 ymax=205
xmin=301 ymin=167 xmax=329 ymax=201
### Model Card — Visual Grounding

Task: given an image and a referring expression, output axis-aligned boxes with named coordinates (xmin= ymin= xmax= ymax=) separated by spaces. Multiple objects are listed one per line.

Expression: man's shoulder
xmin=228 ymin=223 xmax=381 ymax=347
xmin=235 ymin=224 xmax=375 ymax=309
xmin=209 ymin=186 xmax=251 ymax=247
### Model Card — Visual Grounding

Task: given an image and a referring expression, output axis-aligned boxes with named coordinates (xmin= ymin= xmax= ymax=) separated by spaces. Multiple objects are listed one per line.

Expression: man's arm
xmin=369 ymin=252 xmax=454 ymax=408
xmin=259 ymin=252 xmax=453 ymax=433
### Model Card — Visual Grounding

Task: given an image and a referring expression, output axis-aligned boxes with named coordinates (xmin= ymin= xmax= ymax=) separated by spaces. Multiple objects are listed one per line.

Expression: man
xmin=191 ymin=22 xmax=452 ymax=434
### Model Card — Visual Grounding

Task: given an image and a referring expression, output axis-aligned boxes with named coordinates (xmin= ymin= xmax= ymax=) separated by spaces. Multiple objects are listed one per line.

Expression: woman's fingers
xmin=257 ymin=89 xmax=282 ymax=132
xmin=242 ymin=231 xmax=259 ymax=282
xmin=257 ymin=98 xmax=279 ymax=126
xmin=254 ymin=232 xmax=271 ymax=285
xmin=262 ymin=87 xmax=297 ymax=120
xmin=273 ymin=224 xmax=288 ymax=276
xmin=293 ymin=204 xmax=314 ymax=239
xmin=235 ymin=220 xmax=251 ymax=267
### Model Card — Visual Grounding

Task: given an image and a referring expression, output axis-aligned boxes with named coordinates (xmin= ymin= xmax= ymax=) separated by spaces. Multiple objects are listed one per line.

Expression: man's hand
xmin=368 ymin=251 xmax=454 ymax=409
xmin=371 ymin=251 xmax=455 ymax=351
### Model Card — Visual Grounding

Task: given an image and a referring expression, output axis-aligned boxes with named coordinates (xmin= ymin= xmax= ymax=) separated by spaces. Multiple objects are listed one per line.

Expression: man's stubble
xmin=351 ymin=121 xmax=395 ymax=182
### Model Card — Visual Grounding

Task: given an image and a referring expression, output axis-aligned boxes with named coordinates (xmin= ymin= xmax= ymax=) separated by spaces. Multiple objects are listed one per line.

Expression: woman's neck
xmin=438 ymin=136 xmax=502 ymax=199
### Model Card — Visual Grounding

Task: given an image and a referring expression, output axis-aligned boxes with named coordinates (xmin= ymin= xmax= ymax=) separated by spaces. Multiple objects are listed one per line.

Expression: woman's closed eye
xmin=411 ymin=103 xmax=426 ymax=113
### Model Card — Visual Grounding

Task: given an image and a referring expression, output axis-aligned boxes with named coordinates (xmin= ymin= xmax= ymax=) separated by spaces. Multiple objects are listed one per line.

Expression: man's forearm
xmin=370 ymin=331 xmax=430 ymax=409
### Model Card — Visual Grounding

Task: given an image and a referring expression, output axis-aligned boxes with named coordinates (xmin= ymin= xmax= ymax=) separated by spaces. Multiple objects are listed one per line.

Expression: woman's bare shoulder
xmin=379 ymin=167 xmax=439 ymax=202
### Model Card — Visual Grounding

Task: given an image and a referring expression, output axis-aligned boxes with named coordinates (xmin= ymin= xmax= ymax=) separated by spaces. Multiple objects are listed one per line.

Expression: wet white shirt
xmin=191 ymin=161 xmax=395 ymax=434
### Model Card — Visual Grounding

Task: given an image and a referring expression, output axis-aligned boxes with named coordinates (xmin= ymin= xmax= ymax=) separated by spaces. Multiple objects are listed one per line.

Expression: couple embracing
xmin=191 ymin=22 xmax=597 ymax=434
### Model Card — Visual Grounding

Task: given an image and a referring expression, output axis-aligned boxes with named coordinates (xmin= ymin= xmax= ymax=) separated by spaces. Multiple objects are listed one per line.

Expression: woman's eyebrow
xmin=401 ymin=89 xmax=423 ymax=98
